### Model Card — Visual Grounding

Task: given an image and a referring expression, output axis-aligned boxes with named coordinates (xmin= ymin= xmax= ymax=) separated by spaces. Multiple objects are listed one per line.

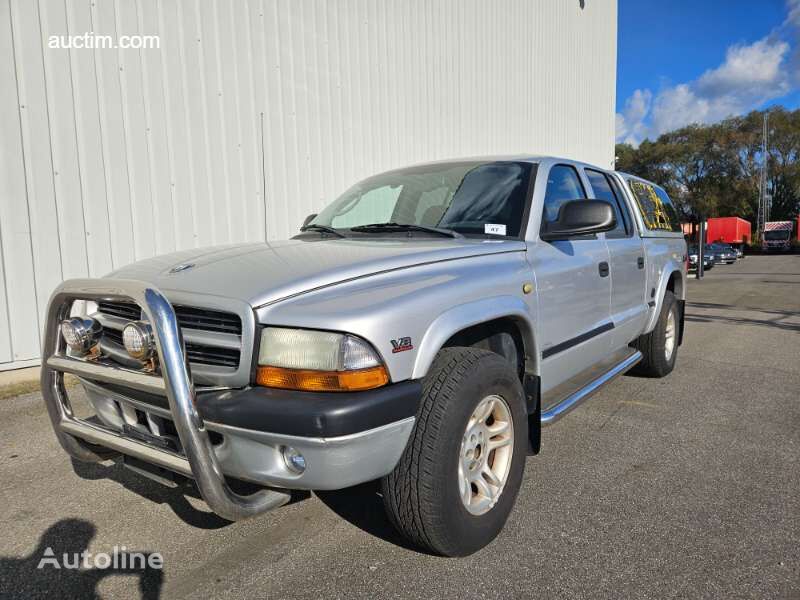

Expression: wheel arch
xmin=666 ymin=269 xmax=684 ymax=299
xmin=411 ymin=296 xmax=538 ymax=381
xmin=410 ymin=296 xmax=541 ymax=455
xmin=644 ymin=265 xmax=686 ymax=334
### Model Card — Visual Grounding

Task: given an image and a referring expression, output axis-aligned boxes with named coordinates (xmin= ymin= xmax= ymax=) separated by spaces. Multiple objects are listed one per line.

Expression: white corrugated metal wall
xmin=0 ymin=0 xmax=617 ymax=370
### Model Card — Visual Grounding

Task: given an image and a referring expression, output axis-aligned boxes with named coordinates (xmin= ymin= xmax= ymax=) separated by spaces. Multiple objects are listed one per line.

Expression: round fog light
xmin=282 ymin=446 xmax=306 ymax=474
xmin=60 ymin=317 xmax=102 ymax=354
xmin=122 ymin=321 xmax=155 ymax=360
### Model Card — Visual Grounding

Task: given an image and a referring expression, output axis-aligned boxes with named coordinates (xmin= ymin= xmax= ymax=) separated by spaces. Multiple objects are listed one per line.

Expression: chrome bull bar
xmin=40 ymin=278 xmax=291 ymax=521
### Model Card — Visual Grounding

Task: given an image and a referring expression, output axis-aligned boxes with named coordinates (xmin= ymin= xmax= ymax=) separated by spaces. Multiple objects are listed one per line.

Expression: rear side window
xmin=541 ymin=165 xmax=586 ymax=224
xmin=585 ymin=169 xmax=631 ymax=238
xmin=627 ymin=180 xmax=682 ymax=232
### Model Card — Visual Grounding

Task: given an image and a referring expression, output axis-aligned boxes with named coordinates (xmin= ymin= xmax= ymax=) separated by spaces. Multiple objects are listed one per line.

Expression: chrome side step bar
xmin=41 ymin=278 xmax=291 ymax=521
xmin=541 ymin=349 xmax=642 ymax=426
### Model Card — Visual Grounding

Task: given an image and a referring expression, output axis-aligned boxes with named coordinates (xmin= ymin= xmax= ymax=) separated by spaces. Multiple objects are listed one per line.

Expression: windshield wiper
xmin=349 ymin=222 xmax=463 ymax=238
xmin=299 ymin=224 xmax=346 ymax=238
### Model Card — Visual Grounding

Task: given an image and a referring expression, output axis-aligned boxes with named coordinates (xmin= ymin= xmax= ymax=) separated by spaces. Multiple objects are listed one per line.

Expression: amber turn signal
xmin=256 ymin=365 xmax=389 ymax=392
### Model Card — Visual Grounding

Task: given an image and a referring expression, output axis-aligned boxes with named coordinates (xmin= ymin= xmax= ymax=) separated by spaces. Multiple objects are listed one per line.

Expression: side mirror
xmin=301 ymin=213 xmax=317 ymax=229
xmin=540 ymin=200 xmax=616 ymax=241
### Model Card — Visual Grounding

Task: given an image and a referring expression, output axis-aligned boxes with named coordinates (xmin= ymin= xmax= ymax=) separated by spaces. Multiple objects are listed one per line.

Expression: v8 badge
xmin=391 ymin=336 xmax=413 ymax=353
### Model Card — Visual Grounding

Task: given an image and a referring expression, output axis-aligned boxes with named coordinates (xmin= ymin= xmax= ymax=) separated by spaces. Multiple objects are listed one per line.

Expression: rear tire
xmin=381 ymin=347 xmax=527 ymax=556
xmin=631 ymin=290 xmax=678 ymax=377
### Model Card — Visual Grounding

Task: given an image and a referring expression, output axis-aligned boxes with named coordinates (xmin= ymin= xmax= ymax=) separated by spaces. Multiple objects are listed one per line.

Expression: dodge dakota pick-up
xmin=41 ymin=156 xmax=686 ymax=556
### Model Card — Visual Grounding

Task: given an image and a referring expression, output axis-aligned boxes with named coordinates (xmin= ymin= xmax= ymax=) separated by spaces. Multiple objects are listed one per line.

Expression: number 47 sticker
xmin=485 ymin=224 xmax=506 ymax=236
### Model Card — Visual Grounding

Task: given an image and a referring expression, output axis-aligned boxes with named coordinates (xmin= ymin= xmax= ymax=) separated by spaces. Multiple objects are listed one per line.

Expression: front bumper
xmin=79 ymin=378 xmax=418 ymax=490
xmin=41 ymin=279 xmax=417 ymax=520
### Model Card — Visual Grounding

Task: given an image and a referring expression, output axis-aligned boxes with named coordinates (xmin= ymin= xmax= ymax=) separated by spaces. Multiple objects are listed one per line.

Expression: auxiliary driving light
xmin=60 ymin=317 xmax=102 ymax=354
xmin=282 ymin=446 xmax=307 ymax=474
xmin=122 ymin=321 xmax=156 ymax=360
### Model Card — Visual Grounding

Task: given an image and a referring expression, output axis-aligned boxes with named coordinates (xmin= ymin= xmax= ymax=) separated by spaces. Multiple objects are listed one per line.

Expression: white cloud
xmin=615 ymin=89 xmax=652 ymax=145
xmin=650 ymin=84 xmax=709 ymax=135
xmin=616 ymin=2 xmax=797 ymax=145
xmin=651 ymin=39 xmax=791 ymax=136
xmin=696 ymin=38 xmax=790 ymax=97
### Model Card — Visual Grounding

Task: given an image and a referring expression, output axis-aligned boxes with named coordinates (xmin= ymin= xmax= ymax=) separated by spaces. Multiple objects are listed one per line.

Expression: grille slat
xmin=97 ymin=300 xmax=242 ymax=369
xmin=97 ymin=301 xmax=141 ymax=321
xmin=173 ymin=306 xmax=241 ymax=335
xmin=185 ymin=346 xmax=240 ymax=367
xmin=102 ymin=327 xmax=123 ymax=345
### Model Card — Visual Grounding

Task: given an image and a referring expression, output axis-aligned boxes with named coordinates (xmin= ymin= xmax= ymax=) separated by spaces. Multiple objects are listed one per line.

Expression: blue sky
xmin=616 ymin=0 xmax=800 ymax=144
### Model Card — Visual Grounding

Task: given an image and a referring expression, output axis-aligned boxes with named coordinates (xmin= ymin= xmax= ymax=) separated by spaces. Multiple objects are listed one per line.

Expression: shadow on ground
xmin=70 ymin=457 xmax=310 ymax=525
xmin=315 ymin=480 xmax=424 ymax=554
xmin=0 ymin=518 xmax=163 ymax=599
xmin=700 ymin=271 xmax=800 ymax=276
xmin=72 ymin=451 xmax=420 ymax=554
xmin=685 ymin=302 xmax=800 ymax=332
xmin=71 ymin=458 xmax=233 ymax=530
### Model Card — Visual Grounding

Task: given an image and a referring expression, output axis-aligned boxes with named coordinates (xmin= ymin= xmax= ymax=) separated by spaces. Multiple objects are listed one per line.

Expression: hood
xmin=107 ymin=237 xmax=526 ymax=307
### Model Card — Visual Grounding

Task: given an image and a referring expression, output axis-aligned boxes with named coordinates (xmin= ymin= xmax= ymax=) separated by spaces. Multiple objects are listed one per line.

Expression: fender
xmin=643 ymin=260 xmax=686 ymax=334
xmin=411 ymin=295 xmax=538 ymax=380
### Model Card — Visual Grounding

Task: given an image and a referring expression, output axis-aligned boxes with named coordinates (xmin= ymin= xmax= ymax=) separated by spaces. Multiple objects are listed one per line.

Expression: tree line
xmin=615 ymin=107 xmax=800 ymax=226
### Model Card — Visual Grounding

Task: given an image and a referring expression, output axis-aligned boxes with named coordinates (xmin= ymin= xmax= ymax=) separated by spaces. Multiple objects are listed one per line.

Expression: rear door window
xmin=627 ymin=180 xmax=682 ymax=232
xmin=585 ymin=169 xmax=631 ymax=238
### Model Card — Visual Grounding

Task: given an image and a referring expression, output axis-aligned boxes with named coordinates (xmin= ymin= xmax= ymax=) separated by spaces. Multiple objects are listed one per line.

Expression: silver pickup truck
xmin=41 ymin=156 xmax=686 ymax=556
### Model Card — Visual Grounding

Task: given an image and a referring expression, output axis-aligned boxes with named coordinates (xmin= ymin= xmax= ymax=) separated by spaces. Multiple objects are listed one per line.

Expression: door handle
xmin=598 ymin=261 xmax=609 ymax=277
xmin=637 ymin=256 xmax=645 ymax=269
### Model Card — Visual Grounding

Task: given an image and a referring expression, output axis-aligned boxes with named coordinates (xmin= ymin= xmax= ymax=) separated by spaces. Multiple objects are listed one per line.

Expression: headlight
xmin=60 ymin=317 xmax=102 ymax=354
xmin=122 ymin=321 xmax=156 ymax=360
xmin=256 ymin=328 xmax=388 ymax=392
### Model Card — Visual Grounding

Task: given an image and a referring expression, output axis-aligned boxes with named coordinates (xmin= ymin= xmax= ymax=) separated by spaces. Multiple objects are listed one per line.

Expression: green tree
xmin=764 ymin=108 xmax=800 ymax=221
xmin=615 ymin=107 xmax=800 ymax=225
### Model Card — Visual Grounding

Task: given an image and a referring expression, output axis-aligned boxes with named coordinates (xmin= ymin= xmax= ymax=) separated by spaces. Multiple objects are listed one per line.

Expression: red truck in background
xmin=763 ymin=221 xmax=794 ymax=252
xmin=706 ymin=217 xmax=751 ymax=246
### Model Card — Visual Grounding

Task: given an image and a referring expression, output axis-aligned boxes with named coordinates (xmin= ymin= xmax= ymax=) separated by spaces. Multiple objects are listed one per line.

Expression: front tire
xmin=381 ymin=347 xmax=527 ymax=556
xmin=631 ymin=290 xmax=679 ymax=377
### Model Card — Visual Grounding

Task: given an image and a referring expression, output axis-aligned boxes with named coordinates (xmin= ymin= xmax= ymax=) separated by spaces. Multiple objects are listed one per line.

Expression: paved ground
xmin=1 ymin=256 xmax=798 ymax=599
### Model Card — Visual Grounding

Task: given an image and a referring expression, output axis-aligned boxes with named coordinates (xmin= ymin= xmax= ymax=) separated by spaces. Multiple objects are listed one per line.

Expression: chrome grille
xmin=102 ymin=327 xmax=240 ymax=368
xmin=96 ymin=300 xmax=242 ymax=370
xmin=97 ymin=301 xmax=242 ymax=335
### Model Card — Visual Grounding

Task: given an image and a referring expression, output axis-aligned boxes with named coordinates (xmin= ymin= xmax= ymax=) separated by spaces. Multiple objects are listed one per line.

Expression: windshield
xmin=310 ymin=161 xmax=534 ymax=238
xmin=764 ymin=230 xmax=791 ymax=241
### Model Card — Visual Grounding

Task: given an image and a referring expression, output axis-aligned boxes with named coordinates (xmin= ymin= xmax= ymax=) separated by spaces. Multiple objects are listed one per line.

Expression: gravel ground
xmin=1 ymin=255 xmax=798 ymax=599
